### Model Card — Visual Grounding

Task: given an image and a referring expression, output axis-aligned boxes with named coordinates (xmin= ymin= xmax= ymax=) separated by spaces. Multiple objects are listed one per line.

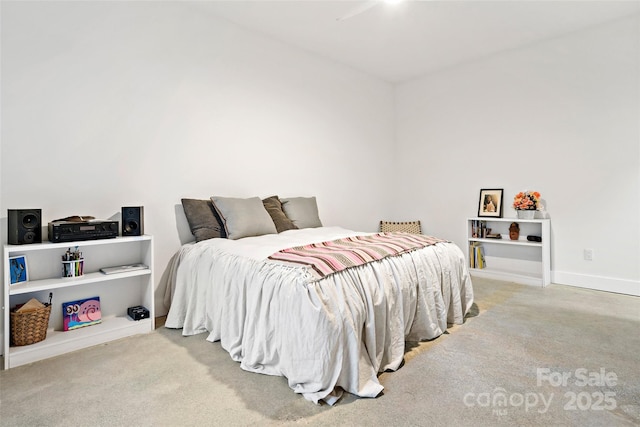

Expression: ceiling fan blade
xmin=336 ymin=1 xmax=380 ymax=22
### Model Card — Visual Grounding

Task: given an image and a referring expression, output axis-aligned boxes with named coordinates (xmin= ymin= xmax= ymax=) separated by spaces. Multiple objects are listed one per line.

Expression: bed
xmin=164 ymin=196 xmax=474 ymax=405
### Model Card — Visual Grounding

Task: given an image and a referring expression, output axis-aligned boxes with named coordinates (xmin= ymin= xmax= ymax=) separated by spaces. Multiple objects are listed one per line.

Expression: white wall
xmin=2 ymin=2 xmax=638 ymax=356
xmin=395 ymin=14 xmax=640 ymax=295
xmin=0 ymin=1 xmax=396 ymax=327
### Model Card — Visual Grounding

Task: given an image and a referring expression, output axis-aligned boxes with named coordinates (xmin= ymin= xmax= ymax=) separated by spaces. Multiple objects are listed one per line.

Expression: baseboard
xmin=552 ymin=271 xmax=640 ymax=296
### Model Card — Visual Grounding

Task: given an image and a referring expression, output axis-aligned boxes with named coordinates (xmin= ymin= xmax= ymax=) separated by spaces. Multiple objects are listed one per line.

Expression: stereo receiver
xmin=49 ymin=220 xmax=119 ymax=243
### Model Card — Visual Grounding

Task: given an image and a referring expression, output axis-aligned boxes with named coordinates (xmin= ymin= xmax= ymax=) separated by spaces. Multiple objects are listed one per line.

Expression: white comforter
xmin=165 ymin=227 xmax=473 ymax=404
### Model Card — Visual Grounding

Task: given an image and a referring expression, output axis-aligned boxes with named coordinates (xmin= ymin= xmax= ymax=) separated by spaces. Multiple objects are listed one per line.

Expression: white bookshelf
xmin=3 ymin=235 xmax=154 ymax=369
xmin=467 ymin=218 xmax=551 ymax=287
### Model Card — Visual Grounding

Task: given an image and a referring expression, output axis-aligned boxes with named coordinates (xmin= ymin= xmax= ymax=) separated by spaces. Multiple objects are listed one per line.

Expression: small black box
xmin=127 ymin=305 xmax=149 ymax=321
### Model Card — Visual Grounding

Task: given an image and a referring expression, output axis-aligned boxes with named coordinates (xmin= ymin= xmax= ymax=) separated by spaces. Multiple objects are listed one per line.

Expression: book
xmin=469 ymin=242 xmax=486 ymax=269
xmin=63 ymin=297 xmax=101 ymax=331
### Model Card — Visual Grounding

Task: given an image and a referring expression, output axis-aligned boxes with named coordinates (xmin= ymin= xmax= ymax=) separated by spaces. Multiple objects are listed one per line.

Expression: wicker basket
xmin=10 ymin=304 xmax=52 ymax=346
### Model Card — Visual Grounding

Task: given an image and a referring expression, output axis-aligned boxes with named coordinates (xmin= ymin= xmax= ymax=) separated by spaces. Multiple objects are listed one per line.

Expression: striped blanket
xmin=268 ymin=232 xmax=447 ymax=278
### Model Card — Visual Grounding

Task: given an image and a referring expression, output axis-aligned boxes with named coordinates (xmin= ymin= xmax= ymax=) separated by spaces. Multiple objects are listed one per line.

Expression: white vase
xmin=517 ymin=210 xmax=535 ymax=220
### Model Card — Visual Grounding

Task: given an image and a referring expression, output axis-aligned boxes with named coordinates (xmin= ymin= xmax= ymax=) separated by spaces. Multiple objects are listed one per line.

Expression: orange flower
xmin=513 ymin=191 xmax=541 ymax=210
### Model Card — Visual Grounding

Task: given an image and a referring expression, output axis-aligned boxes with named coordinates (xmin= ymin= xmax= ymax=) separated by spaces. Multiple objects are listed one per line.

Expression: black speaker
xmin=122 ymin=206 xmax=144 ymax=236
xmin=8 ymin=209 xmax=42 ymax=244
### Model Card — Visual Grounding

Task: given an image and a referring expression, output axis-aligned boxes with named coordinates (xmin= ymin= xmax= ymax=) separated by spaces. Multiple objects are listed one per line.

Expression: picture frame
xmin=478 ymin=189 xmax=504 ymax=218
xmin=9 ymin=255 xmax=28 ymax=284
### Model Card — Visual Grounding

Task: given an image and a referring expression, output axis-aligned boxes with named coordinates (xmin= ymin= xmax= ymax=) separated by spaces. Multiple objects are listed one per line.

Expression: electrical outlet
xmin=584 ymin=249 xmax=594 ymax=261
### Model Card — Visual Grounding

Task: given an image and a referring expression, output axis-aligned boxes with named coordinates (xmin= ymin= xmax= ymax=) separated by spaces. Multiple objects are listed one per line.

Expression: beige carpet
xmin=1 ymin=277 xmax=638 ymax=426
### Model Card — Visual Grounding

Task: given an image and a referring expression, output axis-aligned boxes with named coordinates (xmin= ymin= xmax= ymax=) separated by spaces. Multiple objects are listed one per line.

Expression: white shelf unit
xmin=467 ymin=217 xmax=550 ymax=287
xmin=3 ymin=235 xmax=154 ymax=369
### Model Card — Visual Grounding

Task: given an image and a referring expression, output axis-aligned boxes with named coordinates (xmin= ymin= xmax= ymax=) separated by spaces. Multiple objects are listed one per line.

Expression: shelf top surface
xmin=468 ymin=217 xmax=549 ymax=223
xmin=5 ymin=235 xmax=152 ymax=252
xmin=469 ymin=236 xmax=542 ymax=244
xmin=8 ymin=268 xmax=152 ymax=295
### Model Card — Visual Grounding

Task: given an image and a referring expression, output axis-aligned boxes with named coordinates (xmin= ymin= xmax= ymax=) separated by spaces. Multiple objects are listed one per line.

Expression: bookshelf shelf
xmin=3 ymin=236 xmax=154 ymax=369
xmin=467 ymin=217 xmax=551 ymax=287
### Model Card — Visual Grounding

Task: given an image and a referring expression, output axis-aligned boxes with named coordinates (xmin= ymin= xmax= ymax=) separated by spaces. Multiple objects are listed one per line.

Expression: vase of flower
xmin=513 ymin=191 xmax=542 ymax=220
xmin=516 ymin=210 xmax=536 ymax=220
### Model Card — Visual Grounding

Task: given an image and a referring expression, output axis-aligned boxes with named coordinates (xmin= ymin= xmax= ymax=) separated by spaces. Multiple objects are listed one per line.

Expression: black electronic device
xmin=8 ymin=209 xmax=42 ymax=245
xmin=121 ymin=206 xmax=144 ymax=236
xmin=127 ymin=305 xmax=150 ymax=321
xmin=527 ymin=235 xmax=542 ymax=242
xmin=48 ymin=220 xmax=119 ymax=243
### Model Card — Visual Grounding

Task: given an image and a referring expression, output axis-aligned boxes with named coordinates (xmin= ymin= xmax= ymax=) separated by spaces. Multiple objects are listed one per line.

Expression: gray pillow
xmin=211 ymin=196 xmax=277 ymax=240
xmin=281 ymin=197 xmax=323 ymax=229
xmin=181 ymin=198 xmax=226 ymax=242
xmin=262 ymin=196 xmax=298 ymax=233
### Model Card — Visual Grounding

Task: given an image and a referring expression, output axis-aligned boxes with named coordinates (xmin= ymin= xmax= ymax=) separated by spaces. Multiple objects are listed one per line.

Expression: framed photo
xmin=9 ymin=255 xmax=28 ymax=284
xmin=478 ymin=189 xmax=504 ymax=218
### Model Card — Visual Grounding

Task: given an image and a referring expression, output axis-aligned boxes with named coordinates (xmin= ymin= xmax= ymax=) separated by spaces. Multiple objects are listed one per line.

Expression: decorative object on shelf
xmin=62 ymin=247 xmax=84 ymax=278
xmin=477 ymin=189 xmax=504 ymax=218
xmin=63 ymin=296 xmax=101 ymax=331
xmin=10 ymin=293 xmax=52 ymax=346
xmin=9 ymin=255 xmax=28 ymax=284
xmin=513 ymin=190 xmax=542 ymax=219
xmin=509 ymin=222 xmax=520 ymax=240
xmin=517 ymin=210 xmax=536 ymax=219
xmin=62 ymin=259 xmax=84 ymax=277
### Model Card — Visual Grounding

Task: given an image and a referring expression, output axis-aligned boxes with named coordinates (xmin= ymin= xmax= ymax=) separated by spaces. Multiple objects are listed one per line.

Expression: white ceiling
xmin=190 ymin=0 xmax=640 ymax=83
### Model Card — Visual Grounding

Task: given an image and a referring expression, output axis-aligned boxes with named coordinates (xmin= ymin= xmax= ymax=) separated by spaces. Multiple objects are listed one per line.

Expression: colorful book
xmin=63 ymin=297 xmax=101 ymax=331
